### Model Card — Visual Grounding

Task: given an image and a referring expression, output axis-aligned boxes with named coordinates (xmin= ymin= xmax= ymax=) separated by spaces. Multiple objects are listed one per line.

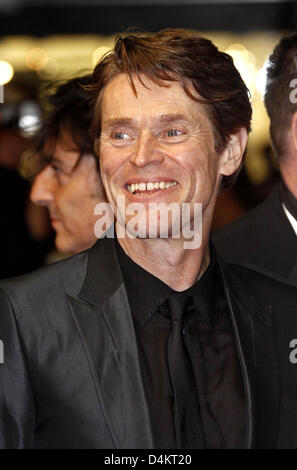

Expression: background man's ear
xmin=94 ymin=137 xmax=100 ymax=158
xmin=219 ymin=127 xmax=248 ymax=176
xmin=291 ymin=110 xmax=297 ymax=154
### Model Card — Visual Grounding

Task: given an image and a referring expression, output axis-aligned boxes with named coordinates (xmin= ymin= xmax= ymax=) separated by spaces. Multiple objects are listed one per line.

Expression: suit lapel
xmin=288 ymin=262 xmax=297 ymax=285
xmin=67 ymin=237 xmax=154 ymax=449
xmin=218 ymin=258 xmax=281 ymax=448
xmin=255 ymin=184 xmax=297 ymax=284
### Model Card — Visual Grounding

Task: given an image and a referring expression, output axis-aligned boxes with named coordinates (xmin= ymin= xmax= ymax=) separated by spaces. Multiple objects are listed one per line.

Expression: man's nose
xmin=129 ymin=131 xmax=165 ymax=167
xmin=30 ymin=167 xmax=55 ymax=207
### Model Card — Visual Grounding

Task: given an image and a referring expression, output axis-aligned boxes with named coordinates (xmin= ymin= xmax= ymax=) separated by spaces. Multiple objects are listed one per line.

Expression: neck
xmin=281 ymin=159 xmax=297 ymax=199
xmin=116 ymin=218 xmax=212 ymax=292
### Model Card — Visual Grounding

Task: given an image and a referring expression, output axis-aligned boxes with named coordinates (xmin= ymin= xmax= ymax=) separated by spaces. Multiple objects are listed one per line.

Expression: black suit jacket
xmin=213 ymin=183 xmax=297 ymax=286
xmin=0 ymin=237 xmax=297 ymax=449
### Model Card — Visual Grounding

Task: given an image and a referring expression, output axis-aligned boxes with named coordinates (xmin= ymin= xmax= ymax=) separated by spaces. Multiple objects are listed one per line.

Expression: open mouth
xmin=126 ymin=180 xmax=178 ymax=195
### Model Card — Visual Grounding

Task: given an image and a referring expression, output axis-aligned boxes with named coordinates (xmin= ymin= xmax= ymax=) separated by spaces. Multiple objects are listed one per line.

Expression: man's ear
xmin=290 ymin=110 xmax=297 ymax=154
xmin=219 ymin=127 xmax=248 ymax=176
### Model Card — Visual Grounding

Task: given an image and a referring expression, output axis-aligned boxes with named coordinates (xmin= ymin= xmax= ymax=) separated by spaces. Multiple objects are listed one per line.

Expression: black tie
xmin=167 ymin=293 xmax=205 ymax=449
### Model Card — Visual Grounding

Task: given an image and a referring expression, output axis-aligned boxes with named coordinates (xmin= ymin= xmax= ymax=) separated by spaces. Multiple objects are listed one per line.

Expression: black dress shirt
xmin=116 ymin=240 xmax=246 ymax=448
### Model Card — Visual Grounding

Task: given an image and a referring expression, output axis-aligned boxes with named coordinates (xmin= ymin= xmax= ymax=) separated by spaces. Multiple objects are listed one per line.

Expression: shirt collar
xmin=116 ymin=238 xmax=220 ymax=327
xmin=185 ymin=244 xmax=219 ymax=325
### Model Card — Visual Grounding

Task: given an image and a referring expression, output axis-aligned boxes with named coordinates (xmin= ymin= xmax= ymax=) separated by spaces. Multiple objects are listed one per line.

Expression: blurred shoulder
xmin=220 ymin=257 xmax=297 ymax=306
xmin=0 ymin=248 xmax=89 ymax=306
xmin=213 ymin=185 xmax=281 ymax=244
xmin=213 ymin=203 xmax=265 ymax=242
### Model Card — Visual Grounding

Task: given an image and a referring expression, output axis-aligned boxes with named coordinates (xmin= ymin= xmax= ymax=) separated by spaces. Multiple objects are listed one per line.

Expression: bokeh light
xmin=18 ymin=101 xmax=41 ymax=136
xmin=256 ymin=60 xmax=269 ymax=98
xmin=92 ymin=46 xmax=111 ymax=66
xmin=0 ymin=60 xmax=14 ymax=85
xmin=225 ymin=43 xmax=257 ymax=96
xmin=25 ymin=48 xmax=49 ymax=71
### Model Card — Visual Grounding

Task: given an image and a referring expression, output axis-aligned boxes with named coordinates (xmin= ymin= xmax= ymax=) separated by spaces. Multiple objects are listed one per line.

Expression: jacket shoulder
xmin=213 ymin=195 xmax=275 ymax=244
xmin=211 ymin=185 xmax=297 ymax=281
xmin=214 ymin=185 xmax=281 ymax=241
xmin=0 ymin=249 xmax=88 ymax=308
xmin=220 ymin=257 xmax=297 ymax=308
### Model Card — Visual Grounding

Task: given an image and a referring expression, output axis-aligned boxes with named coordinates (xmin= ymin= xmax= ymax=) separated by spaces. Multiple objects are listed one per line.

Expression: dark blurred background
xmin=0 ymin=0 xmax=296 ymax=277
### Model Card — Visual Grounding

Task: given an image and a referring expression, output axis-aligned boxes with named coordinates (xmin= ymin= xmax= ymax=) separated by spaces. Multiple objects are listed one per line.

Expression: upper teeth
xmin=127 ymin=181 xmax=177 ymax=194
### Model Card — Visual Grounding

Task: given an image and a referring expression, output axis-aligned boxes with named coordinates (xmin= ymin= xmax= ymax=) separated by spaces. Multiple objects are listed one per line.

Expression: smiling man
xmin=0 ymin=29 xmax=297 ymax=449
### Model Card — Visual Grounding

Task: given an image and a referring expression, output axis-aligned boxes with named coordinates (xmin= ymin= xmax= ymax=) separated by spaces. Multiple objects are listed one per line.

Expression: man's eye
xmin=166 ymin=129 xmax=183 ymax=137
xmin=50 ymin=164 xmax=62 ymax=174
xmin=113 ymin=132 xmax=129 ymax=140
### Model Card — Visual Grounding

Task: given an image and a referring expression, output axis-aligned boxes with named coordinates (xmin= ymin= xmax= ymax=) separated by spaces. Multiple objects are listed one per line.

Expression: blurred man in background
xmin=213 ymin=33 xmax=297 ymax=286
xmin=30 ymin=74 xmax=109 ymax=254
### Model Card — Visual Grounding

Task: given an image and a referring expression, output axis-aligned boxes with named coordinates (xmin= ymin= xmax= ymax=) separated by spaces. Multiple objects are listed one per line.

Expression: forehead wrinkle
xmin=158 ymin=113 xmax=193 ymax=125
xmin=102 ymin=75 xmax=211 ymax=129
xmin=103 ymin=113 xmax=195 ymax=129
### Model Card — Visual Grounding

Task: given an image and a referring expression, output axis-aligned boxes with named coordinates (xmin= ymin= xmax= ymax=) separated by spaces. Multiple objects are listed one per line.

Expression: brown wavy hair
xmin=87 ymin=29 xmax=252 ymax=190
xmin=26 ymin=74 xmax=98 ymax=179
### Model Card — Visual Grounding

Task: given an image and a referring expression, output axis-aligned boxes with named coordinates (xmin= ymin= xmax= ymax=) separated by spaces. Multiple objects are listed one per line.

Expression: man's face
xmin=30 ymin=134 xmax=107 ymax=253
xmin=99 ymin=74 xmax=229 ymax=237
